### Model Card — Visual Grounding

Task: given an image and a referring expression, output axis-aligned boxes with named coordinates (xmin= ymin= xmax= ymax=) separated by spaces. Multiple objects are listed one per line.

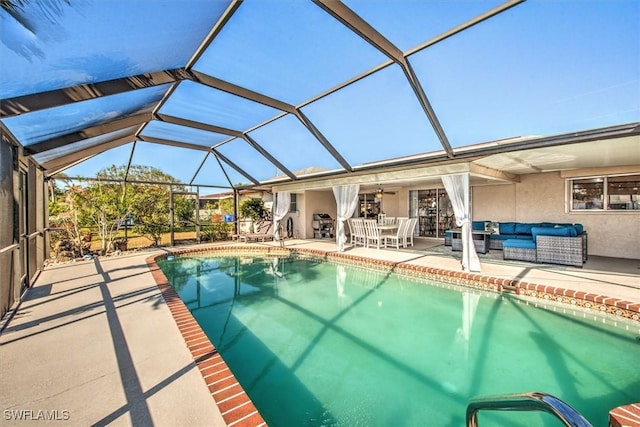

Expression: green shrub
xmin=202 ymin=223 xmax=233 ymax=242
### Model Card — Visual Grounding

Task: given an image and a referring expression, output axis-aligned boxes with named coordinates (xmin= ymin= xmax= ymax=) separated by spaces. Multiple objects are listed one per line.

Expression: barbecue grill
xmin=312 ymin=213 xmax=334 ymax=239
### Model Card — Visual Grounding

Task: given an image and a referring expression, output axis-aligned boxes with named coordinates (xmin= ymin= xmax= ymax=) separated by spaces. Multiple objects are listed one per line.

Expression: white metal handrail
xmin=0 ymin=243 xmax=19 ymax=255
xmin=466 ymin=392 xmax=593 ymax=427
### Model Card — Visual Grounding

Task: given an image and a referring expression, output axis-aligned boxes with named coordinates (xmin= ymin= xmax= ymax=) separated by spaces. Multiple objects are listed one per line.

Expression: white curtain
xmin=441 ymin=173 xmax=481 ymax=272
xmin=461 ymin=292 xmax=480 ymax=360
xmin=336 ymin=264 xmax=346 ymax=307
xmin=332 ymin=184 xmax=360 ymax=252
xmin=272 ymin=191 xmax=291 ymax=241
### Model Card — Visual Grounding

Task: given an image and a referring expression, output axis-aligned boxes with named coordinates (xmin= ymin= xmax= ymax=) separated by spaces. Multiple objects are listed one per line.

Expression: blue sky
xmin=1 ymin=0 xmax=638 ymax=189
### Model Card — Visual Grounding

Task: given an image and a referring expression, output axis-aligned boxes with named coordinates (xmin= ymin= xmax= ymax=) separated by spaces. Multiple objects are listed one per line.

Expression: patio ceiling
xmin=1 ymin=0 xmax=638 ymax=191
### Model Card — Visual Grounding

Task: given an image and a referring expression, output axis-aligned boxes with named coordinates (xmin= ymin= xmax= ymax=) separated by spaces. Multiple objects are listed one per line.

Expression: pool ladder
xmin=466 ymin=391 xmax=593 ymax=427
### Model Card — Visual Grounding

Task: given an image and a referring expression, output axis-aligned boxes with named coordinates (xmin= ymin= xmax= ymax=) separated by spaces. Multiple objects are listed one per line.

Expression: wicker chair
xmin=503 ymin=240 xmax=537 ymax=263
xmin=444 ymin=230 xmax=452 ymax=246
xmin=536 ymin=234 xmax=586 ymax=268
xmin=489 ymin=238 xmax=504 ymax=250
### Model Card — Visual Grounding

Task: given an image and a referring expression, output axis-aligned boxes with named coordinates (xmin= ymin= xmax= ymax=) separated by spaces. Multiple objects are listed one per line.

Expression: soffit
xmin=474 ymin=135 xmax=640 ymax=175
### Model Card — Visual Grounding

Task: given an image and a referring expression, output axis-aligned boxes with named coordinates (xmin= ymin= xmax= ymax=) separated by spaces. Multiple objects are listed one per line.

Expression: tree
xmin=48 ymin=183 xmax=91 ymax=258
xmin=74 ymin=169 xmax=129 ymax=255
xmin=51 ymin=164 xmax=190 ymax=254
xmin=124 ymin=166 xmax=191 ymax=246
xmin=218 ymin=198 xmax=234 ymax=216
xmin=239 ymin=198 xmax=270 ymax=230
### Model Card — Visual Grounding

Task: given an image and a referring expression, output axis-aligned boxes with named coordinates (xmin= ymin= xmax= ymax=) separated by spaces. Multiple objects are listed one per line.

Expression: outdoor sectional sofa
xmin=444 ymin=221 xmax=588 ymax=268
xmin=493 ymin=222 xmax=587 ymax=267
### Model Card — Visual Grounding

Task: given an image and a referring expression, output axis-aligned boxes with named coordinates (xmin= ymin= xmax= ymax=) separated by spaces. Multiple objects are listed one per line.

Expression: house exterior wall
xmin=473 ymin=171 xmax=640 ymax=259
xmin=473 ymin=183 xmax=516 ymax=222
xmin=285 ymin=168 xmax=639 ymax=258
xmin=304 ymin=190 xmax=337 ymax=239
xmin=283 ymin=192 xmax=304 ymax=239
xmin=379 ymin=192 xmax=400 ymax=217
xmin=397 ymin=187 xmax=411 ymax=217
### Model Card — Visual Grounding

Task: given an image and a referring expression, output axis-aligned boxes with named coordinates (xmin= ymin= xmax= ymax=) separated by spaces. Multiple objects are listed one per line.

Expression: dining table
xmin=377 ymin=223 xmax=399 ymax=235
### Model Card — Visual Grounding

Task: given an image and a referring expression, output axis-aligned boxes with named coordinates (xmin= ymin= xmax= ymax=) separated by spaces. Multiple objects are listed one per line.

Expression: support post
xmin=169 ymin=188 xmax=174 ymax=247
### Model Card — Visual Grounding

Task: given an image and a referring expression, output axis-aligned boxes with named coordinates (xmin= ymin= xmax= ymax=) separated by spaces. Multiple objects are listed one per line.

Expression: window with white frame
xmin=570 ymin=174 xmax=639 ymax=211
xmin=289 ymin=193 xmax=297 ymax=212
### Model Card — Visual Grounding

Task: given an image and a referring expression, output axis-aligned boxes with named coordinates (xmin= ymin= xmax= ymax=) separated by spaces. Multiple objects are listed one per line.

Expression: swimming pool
xmin=158 ymin=253 xmax=640 ymax=426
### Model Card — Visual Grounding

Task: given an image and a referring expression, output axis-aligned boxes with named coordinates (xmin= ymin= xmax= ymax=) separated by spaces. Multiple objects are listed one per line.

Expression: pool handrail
xmin=466 ymin=391 xmax=593 ymax=427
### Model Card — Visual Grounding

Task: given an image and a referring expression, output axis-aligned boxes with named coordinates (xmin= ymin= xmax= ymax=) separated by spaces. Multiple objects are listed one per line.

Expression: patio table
xmin=377 ymin=223 xmax=398 ymax=235
xmin=450 ymin=229 xmax=492 ymax=254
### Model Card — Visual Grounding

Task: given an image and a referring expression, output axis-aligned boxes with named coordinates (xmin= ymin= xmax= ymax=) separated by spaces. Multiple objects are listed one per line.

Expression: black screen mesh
xmin=0 ymin=137 xmax=16 ymax=317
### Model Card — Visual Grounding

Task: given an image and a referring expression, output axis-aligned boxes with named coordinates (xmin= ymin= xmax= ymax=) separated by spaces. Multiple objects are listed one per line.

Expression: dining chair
xmin=403 ymin=218 xmax=417 ymax=247
xmin=348 ymin=218 xmax=356 ymax=245
xmin=364 ymin=219 xmax=384 ymax=249
xmin=351 ymin=218 xmax=366 ymax=247
xmin=384 ymin=218 xmax=408 ymax=249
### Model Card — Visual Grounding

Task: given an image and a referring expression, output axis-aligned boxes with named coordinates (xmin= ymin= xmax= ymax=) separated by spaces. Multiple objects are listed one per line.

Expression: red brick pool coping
xmin=146 ymin=245 xmax=640 ymax=427
xmin=610 ymin=403 xmax=640 ymax=427
xmin=146 ymin=255 xmax=266 ymax=427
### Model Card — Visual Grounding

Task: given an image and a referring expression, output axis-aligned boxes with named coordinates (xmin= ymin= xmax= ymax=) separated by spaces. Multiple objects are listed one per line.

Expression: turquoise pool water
xmin=158 ymin=255 xmax=640 ymax=427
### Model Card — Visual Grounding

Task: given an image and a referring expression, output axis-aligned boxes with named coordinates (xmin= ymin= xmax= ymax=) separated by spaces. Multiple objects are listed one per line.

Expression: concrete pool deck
xmin=1 ymin=238 xmax=638 ymax=426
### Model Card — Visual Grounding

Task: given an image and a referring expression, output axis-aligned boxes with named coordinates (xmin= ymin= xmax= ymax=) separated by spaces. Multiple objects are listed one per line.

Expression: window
xmin=570 ymin=174 xmax=639 ymax=211
xmin=608 ymin=175 xmax=640 ymax=210
xmin=289 ymin=193 xmax=297 ymax=212
xmin=571 ymin=178 xmax=604 ymax=210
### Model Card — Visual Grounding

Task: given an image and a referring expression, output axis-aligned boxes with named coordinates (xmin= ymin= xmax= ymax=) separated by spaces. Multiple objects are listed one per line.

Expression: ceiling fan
xmin=374 ymin=185 xmax=396 ymax=198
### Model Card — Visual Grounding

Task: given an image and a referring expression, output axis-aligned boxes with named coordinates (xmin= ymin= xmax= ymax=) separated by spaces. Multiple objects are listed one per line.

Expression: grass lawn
xmin=89 ymin=231 xmax=200 ymax=252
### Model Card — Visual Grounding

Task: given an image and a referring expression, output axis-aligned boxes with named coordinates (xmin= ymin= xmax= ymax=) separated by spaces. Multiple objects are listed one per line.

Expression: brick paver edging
xmin=159 ymin=245 xmax=639 ymax=321
xmin=610 ymin=403 xmax=640 ymax=427
xmin=146 ymin=245 xmax=639 ymax=426
xmin=146 ymin=255 xmax=267 ymax=427
xmin=321 ymin=251 xmax=639 ymax=322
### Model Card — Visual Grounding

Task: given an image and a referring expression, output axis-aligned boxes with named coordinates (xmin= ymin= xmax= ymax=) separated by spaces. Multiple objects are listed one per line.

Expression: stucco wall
xmin=304 ymin=190 xmax=337 ymax=239
xmin=380 ymin=192 xmax=400 ymax=217
xmin=294 ymin=170 xmax=638 ymax=258
xmin=473 ymin=172 xmax=640 ymax=259
xmin=279 ymin=192 xmax=304 ymax=239
xmin=473 ymin=183 xmax=516 ymax=222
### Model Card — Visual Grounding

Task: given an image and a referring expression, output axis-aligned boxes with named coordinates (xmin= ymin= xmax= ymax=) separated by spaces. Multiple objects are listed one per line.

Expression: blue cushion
xmin=532 ymin=226 xmax=577 ymax=240
xmin=515 ymin=223 xmax=539 ymax=235
xmin=472 ymin=221 xmax=488 ymax=231
xmin=499 ymin=222 xmax=516 ymax=235
xmin=539 ymin=222 xmax=555 ymax=228
xmin=444 ymin=230 xmax=453 ymax=237
xmin=515 ymin=235 xmax=534 ymax=240
xmin=490 ymin=234 xmax=513 ymax=241
xmin=573 ymin=224 xmax=584 ymax=234
xmin=503 ymin=239 xmax=536 ymax=249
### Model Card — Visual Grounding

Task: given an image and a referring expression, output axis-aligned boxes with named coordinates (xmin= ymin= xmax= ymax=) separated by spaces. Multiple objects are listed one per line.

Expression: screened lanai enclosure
xmin=1 ymin=0 xmax=638 ymax=318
